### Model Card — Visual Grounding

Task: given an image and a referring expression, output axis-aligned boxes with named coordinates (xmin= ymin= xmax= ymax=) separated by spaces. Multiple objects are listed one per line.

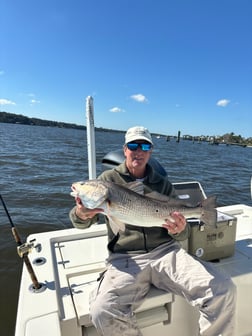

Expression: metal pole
xmin=86 ymin=96 xmax=96 ymax=179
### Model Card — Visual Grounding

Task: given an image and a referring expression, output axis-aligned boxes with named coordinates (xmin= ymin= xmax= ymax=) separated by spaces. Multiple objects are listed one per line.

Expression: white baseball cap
xmin=125 ymin=126 xmax=153 ymax=145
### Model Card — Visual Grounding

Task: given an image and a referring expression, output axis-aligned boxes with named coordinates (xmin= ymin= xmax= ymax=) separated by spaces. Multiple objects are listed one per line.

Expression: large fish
xmin=71 ymin=180 xmax=217 ymax=235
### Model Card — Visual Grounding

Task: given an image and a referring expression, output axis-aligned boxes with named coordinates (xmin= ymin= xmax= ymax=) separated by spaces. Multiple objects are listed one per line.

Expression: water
xmin=0 ymin=123 xmax=251 ymax=335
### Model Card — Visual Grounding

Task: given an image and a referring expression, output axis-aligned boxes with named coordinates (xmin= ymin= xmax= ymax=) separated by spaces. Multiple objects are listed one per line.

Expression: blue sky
xmin=0 ymin=0 xmax=251 ymax=137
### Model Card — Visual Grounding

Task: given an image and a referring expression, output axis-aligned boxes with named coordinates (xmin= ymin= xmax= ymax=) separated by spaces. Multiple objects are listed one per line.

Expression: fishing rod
xmin=0 ymin=194 xmax=42 ymax=291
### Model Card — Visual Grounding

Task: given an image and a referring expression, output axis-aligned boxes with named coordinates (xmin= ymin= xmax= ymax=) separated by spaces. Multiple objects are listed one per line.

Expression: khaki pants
xmin=89 ymin=241 xmax=236 ymax=336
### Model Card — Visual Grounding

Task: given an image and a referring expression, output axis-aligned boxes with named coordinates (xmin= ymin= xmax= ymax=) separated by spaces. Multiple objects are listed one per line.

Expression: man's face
xmin=124 ymin=141 xmax=152 ymax=172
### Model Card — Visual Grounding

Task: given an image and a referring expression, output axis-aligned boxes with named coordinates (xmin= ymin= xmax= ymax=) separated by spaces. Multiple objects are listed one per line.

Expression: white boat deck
xmin=15 ymin=203 xmax=252 ymax=336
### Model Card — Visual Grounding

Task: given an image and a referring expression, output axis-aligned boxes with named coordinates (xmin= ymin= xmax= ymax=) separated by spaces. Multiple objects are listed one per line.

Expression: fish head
xmin=71 ymin=180 xmax=109 ymax=209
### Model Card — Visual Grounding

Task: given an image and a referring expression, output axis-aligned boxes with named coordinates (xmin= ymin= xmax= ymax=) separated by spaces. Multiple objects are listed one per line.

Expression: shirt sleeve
xmin=69 ymin=206 xmax=98 ymax=229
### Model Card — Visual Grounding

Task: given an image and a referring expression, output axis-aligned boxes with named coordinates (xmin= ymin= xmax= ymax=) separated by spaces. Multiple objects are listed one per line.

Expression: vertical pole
xmin=86 ymin=96 xmax=96 ymax=179
xmin=176 ymin=130 xmax=181 ymax=143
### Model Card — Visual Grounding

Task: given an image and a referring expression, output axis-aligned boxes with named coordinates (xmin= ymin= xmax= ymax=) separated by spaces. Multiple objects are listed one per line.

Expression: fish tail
xmin=109 ymin=216 xmax=126 ymax=235
xmin=200 ymin=196 xmax=217 ymax=226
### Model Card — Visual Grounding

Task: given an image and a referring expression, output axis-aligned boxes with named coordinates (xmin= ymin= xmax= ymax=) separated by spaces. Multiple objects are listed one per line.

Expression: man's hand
xmin=75 ymin=197 xmax=104 ymax=220
xmin=162 ymin=212 xmax=186 ymax=235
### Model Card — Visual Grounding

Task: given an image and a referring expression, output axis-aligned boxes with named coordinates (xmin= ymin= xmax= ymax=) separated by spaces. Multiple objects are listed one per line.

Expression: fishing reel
xmin=17 ymin=239 xmax=41 ymax=258
xmin=1 ymin=195 xmax=45 ymax=292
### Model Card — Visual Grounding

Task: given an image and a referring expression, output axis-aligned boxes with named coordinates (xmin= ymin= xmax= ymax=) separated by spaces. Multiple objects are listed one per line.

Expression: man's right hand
xmin=75 ymin=197 xmax=104 ymax=220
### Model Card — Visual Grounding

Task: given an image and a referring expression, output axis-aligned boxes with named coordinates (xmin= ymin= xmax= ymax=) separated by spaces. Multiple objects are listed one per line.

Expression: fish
xmin=71 ymin=179 xmax=217 ymax=235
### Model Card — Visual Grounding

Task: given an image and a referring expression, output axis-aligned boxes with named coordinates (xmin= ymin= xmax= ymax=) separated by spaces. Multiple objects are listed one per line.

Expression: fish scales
xmin=71 ymin=179 xmax=217 ymax=235
xmin=106 ymin=184 xmax=202 ymax=224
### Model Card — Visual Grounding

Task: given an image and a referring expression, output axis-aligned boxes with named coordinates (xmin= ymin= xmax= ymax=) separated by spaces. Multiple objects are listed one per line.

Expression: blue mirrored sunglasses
xmin=126 ymin=143 xmax=152 ymax=151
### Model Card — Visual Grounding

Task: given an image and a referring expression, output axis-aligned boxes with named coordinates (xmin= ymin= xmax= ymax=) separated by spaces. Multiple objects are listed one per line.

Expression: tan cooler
xmin=173 ymin=181 xmax=237 ymax=261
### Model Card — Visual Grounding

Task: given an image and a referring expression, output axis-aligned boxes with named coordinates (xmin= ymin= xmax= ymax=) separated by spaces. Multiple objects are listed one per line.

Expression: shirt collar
xmin=115 ymin=160 xmax=163 ymax=184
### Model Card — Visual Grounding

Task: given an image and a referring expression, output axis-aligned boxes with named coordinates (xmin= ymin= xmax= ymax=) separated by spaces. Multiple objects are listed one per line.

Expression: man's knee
xmin=225 ymin=279 xmax=237 ymax=308
xmin=90 ymin=297 xmax=106 ymax=326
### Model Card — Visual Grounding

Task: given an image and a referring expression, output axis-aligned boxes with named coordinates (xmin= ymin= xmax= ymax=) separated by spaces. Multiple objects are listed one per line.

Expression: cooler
xmin=187 ymin=212 xmax=237 ymax=261
xmin=173 ymin=182 xmax=237 ymax=261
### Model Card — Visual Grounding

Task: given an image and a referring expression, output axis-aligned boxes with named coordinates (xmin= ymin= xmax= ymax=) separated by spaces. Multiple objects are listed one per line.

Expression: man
xmin=69 ymin=126 xmax=236 ymax=336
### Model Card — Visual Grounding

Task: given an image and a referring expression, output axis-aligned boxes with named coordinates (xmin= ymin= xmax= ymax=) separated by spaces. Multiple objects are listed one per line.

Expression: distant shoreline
xmin=1 ymin=111 xmax=251 ymax=145
xmin=0 ymin=111 xmax=124 ymax=134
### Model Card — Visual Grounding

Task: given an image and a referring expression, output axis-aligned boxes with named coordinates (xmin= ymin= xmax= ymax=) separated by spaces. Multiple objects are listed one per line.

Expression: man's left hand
xmin=162 ymin=212 xmax=186 ymax=235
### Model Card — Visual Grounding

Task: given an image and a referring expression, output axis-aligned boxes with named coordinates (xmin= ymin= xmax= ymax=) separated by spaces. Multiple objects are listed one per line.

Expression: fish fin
xmin=109 ymin=216 xmax=126 ymax=234
xmin=200 ymin=196 xmax=217 ymax=226
xmin=124 ymin=182 xmax=170 ymax=200
xmin=125 ymin=181 xmax=145 ymax=195
xmin=145 ymin=191 xmax=171 ymax=202
xmin=203 ymin=195 xmax=217 ymax=207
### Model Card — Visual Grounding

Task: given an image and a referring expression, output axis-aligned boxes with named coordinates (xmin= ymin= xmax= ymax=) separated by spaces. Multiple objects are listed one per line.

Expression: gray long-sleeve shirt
xmin=69 ymin=161 xmax=190 ymax=254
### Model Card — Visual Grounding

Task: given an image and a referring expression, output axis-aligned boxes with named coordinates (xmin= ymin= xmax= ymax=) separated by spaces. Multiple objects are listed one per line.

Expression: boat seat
xmin=58 ymin=229 xmax=173 ymax=331
xmin=69 ymin=272 xmax=173 ymax=329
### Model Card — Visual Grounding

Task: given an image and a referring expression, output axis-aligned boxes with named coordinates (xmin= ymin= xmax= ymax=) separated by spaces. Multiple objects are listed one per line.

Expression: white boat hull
xmin=15 ymin=203 xmax=252 ymax=336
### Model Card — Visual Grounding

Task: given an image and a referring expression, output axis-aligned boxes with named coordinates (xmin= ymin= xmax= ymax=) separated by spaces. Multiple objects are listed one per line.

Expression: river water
xmin=0 ymin=123 xmax=251 ymax=335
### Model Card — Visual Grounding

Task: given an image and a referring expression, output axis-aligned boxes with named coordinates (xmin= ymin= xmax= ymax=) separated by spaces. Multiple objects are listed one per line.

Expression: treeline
xmin=183 ymin=132 xmax=252 ymax=146
xmin=0 ymin=111 xmax=126 ymax=134
xmin=0 ymin=111 xmax=86 ymax=130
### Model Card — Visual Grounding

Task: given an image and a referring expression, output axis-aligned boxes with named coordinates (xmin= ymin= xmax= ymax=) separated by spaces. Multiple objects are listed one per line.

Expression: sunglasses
xmin=126 ymin=142 xmax=152 ymax=151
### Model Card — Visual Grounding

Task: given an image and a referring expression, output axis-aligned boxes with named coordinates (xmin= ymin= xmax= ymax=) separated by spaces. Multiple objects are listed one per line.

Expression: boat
xmin=14 ymin=97 xmax=252 ymax=336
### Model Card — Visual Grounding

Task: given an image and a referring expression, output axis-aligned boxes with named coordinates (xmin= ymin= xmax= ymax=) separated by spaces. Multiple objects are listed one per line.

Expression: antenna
xmin=86 ymin=96 xmax=96 ymax=179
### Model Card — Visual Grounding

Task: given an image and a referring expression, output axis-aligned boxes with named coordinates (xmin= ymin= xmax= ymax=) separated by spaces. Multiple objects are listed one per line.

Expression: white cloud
xmin=0 ymin=98 xmax=16 ymax=105
xmin=109 ymin=107 xmax=124 ymax=113
xmin=130 ymin=94 xmax=148 ymax=103
xmin=216 ymin=99 xmax=230 ymax=107
xmin=30 ymin=99 xmax=40 ymax=104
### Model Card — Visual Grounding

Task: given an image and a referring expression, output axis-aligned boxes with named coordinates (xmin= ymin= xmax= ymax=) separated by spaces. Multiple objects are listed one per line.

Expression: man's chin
xmin=132 ymin=160 xmax=144 ymax=168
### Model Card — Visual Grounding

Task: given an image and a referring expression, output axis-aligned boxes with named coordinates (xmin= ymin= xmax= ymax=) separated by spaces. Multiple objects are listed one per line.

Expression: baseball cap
xmin=125 ymin=126 xmax=153 ymax=145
